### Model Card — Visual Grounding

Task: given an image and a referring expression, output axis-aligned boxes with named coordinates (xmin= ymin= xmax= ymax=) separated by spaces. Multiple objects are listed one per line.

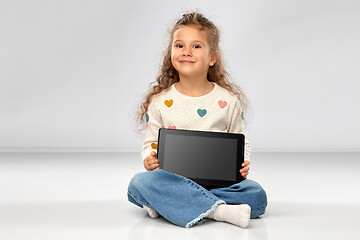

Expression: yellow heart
xmin=151 ymin=143 xmax=158 ymax=149
xmin=164 ymin=99 xmax=173 ymax=108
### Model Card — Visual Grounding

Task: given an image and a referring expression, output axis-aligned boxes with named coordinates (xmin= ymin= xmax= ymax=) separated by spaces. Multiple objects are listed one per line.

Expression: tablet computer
xmin=157 ymin=128 xmax=245 ymax=189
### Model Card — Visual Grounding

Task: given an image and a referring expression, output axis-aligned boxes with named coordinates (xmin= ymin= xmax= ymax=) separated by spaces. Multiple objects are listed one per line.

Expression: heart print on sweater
xmin=197 ymin=109 xmax=207 ymax=117
xmin=164 ymin=99 xmax=173 ymax=108
xmin=218 ymin=100 xmax=228 ymax=109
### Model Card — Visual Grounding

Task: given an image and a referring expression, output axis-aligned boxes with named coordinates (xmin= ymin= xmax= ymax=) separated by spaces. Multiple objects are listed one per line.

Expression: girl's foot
xmin=207 ymin=204 xmax=251 ymax=228
xmin=143 ymin=205 xmax=160 ymax=219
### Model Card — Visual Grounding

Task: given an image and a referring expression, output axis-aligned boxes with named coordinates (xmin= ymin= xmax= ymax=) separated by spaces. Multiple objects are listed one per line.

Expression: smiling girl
xmin=128 ymin=12 xmax=267 ymax=228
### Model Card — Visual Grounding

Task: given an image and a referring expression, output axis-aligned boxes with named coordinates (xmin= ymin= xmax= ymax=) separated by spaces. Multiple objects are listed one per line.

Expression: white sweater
xmin=141 ymin=82 xmax=251 ymax=162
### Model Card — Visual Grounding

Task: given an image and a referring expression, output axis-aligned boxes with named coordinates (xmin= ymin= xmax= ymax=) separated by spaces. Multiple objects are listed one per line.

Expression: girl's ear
xmin=209 ymin=50 xmax=219 ymax=66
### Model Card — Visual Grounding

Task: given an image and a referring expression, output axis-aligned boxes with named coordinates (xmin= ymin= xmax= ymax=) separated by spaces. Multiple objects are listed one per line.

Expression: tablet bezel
xmin=157 ymin=128 xmax=245 ymax=189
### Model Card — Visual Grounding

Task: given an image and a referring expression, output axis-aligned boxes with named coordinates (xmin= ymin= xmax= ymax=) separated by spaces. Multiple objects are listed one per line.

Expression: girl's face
xmin=171 ymin=25 xmax=217 ymax=81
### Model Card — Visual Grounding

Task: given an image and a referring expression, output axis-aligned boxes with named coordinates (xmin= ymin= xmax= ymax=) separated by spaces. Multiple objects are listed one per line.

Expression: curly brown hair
xmin=136 ymin=11 xmax=249 ymax=134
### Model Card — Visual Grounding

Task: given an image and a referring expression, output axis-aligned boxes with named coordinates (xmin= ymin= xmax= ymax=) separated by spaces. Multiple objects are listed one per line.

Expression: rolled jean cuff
xmin=185 ymin=199 xmax=225 ymax=228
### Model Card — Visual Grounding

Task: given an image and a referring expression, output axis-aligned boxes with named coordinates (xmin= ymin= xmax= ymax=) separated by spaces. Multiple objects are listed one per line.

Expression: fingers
xmin=147 ymin=159 xmax=159 ymax=171
xmin=240 ymin=161 xmax=250 ymax=178
xmin=240 ymin=166 xmax=250 ymax=179
xmin=242 ymin=160 xmax=250 ymax=167
xmin=240 ymin=166 xmax=250 ymax=174
xmin=143 ymin=154 xmax=159 ymax=171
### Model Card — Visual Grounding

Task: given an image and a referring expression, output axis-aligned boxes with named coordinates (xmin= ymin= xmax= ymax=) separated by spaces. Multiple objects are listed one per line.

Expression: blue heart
xmin=197 ymin=109 xmax=207 ymax=117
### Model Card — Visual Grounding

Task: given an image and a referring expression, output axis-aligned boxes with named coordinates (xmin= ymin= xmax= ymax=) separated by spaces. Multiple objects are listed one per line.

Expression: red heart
xmin=168 ymin=125 xmax=176 ymax=129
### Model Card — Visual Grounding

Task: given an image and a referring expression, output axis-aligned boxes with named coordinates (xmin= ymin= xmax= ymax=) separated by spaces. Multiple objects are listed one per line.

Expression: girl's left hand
xmin=239 ymin=161 xmax=250 ymax=179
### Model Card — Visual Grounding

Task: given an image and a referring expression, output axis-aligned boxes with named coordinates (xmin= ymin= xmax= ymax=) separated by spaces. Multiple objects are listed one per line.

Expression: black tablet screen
xmin=163 ymin=134 xmax=238 ymax=181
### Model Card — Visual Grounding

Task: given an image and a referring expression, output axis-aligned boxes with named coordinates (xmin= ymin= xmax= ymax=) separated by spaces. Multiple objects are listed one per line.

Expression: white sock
xmin=207 ymin=204 xmax=251 ymax=228
xmin=143 ymin=205 xmax=160 ymax=219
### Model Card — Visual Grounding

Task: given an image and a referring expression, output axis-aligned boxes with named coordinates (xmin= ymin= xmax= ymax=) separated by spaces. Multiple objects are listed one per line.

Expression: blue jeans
xmin=127 ymin=169 xmax=267 ymax=228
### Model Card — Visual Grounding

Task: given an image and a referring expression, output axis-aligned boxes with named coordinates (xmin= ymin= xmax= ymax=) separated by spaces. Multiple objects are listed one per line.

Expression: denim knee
xmin=245 ymin=179 xmax=267 ymax=218
xmin=127 ymin=172 xmax=151 ymax=206
xmin=246 ymin=180 xmax=267 ymax=205
xmin=128 ymin=171 xmax=157 ymax=192
xmin=129 ymin=172 xmax=146 ymax=188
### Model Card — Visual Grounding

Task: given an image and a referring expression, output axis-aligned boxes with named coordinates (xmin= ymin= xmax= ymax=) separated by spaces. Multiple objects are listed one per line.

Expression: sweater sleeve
xmin=228 ymin=100 xmax=251 ymax=162
xmin=140 ymin=99 xmax=163 ymax=162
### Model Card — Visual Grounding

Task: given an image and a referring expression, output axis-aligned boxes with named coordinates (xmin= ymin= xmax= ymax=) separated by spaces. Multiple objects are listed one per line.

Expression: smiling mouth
xmin=180 ymin=61 xmax=195 ymax=64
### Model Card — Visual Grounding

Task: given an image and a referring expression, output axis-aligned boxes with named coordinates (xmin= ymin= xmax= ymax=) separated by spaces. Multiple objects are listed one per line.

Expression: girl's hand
xmin=143 ymin=151 xmax=160 ymax=171
xmin=239 ymin=161 xmax=250 ymax=179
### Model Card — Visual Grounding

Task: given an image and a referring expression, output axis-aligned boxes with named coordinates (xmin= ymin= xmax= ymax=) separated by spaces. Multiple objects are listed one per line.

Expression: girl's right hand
xmin=143 ymin=151 xmax=160 ymax=171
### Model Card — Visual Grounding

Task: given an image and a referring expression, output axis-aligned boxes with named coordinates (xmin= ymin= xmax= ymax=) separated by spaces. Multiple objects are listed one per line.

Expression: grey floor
xmin=1 ymin=152 xmax=360 ymax=240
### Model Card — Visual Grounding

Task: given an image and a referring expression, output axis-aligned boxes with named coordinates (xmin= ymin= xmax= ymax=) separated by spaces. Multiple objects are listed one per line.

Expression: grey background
xmin=1 ymin=0 xmax=359 ymax=152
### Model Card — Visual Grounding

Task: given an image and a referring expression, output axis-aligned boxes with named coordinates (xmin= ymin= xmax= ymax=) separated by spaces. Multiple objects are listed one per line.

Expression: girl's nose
xmin=182 ymin=47 xmax=191 ymax=56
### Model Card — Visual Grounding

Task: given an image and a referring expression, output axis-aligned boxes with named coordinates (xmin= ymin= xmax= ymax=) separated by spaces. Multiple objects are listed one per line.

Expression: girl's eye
xmin=174 ymin=44 xmax=201 ymax=48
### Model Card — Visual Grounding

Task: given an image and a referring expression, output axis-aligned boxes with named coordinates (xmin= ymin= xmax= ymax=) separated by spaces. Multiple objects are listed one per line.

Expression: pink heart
xmin=168 ymin=125 xmax=176 ymax=129
xmin=218 ymin=100 xmax=228 ymax=109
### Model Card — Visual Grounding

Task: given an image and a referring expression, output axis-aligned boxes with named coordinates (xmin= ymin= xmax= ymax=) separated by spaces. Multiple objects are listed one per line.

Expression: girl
xmin=128 ymin=12 xmax=267 ymax=228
